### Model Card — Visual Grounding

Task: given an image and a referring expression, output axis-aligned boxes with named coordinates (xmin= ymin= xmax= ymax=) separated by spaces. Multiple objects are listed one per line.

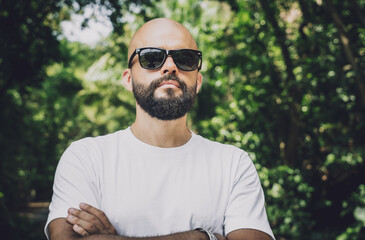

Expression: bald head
xmin=128 ymin=18 xmax=198 ymax=60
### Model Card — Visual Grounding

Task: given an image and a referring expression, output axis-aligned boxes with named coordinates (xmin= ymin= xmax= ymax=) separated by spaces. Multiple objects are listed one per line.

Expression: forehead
xmin=129 ymin=20 xmax=198 ymax=54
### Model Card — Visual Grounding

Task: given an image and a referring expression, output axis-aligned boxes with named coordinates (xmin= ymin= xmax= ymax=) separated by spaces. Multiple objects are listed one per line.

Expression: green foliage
xmin=261 ymin=165 xmax=314 ymax=239
xmin=337 ymin=184 xmax=365 ymax=240
xmin=0 ymin=0 xmax=364 ymax=239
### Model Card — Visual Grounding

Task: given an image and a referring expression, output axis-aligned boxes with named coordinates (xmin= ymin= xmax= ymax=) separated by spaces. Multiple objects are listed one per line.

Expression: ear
xmin=196 ymin=72 xmax=203 ymax=93
xmin=122 ymin=69 xmax=133 ymax=92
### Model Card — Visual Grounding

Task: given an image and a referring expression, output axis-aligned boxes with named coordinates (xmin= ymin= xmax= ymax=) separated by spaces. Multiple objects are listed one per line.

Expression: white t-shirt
xmin=45 ymin=127 xmax=275 ymax=239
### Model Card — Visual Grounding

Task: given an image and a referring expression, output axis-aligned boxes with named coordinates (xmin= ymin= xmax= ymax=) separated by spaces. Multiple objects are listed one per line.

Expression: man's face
xmin=132 ymin=73 xmax=197 ymax=120
xmin=126 ymin=19 xmax=202 ymax=121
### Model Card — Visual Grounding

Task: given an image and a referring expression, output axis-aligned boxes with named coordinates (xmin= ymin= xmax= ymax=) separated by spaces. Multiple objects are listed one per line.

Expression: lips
xmin=158 ymin=80 xmax=181 ymax=88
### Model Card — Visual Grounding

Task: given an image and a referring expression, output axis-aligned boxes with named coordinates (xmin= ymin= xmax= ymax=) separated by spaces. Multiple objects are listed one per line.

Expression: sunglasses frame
xmin=128 ymin=47 xmax=202 ymax=71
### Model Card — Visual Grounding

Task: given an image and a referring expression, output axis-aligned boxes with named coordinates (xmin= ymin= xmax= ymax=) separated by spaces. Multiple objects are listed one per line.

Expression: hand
xmin=66 ymin=203 xmax=117 ymax=237
xmin=214 ymin=233 xmax=227 ymax=240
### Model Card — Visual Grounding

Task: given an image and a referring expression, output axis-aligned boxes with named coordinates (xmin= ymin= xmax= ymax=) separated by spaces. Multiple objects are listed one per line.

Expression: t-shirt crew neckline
xmin=125 ymin=126 xmax=199 ymax=156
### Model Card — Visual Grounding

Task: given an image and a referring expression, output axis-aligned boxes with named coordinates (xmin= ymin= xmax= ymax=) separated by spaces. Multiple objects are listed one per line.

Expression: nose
xmin=160 ymin=56 xmax=178 ymax=74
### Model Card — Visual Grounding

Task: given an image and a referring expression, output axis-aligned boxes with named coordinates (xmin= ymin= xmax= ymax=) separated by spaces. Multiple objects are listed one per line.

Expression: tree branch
xmin=259 ymin=0 xmax=302 ymax=167
xmin=349 ymin=0 xmax=365 ymax=28
xmin=324 ymin=0 xmax=365 ymax=110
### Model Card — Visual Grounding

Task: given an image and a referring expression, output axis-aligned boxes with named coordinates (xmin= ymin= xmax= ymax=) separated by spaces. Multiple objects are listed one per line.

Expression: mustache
xmin=150 ymin=74 xmax=187 ymax=90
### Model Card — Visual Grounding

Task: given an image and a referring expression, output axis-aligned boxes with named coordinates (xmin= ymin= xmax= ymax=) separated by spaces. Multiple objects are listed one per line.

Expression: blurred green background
xmin=0 ymin=0 xmax=364 ymax=239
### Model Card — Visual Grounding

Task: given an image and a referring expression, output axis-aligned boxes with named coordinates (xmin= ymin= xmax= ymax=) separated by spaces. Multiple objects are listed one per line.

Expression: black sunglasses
xmin=128 ymin=47 xmax=202 ymax=71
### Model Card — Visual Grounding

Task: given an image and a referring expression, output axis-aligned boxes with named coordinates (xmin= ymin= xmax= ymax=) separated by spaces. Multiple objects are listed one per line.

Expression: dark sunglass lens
xmin=139 ymin=49 xmax=165 ymax=69
xmin=173 ymin=50 xmax=199 ymax=71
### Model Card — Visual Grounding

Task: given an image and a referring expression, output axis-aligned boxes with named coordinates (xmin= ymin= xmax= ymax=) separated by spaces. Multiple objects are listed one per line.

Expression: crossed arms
xmin=48 ymin=203 xmax=271 ymax=240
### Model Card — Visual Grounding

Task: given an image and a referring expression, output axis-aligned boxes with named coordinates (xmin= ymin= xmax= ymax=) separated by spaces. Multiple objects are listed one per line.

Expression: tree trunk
xmin=259 ymin=0 xmax=301 ymax=167
xmin=324 ymin=0 xmax=365 ymax=110
xmin=349 ymin=0 xmax=365 ymax=27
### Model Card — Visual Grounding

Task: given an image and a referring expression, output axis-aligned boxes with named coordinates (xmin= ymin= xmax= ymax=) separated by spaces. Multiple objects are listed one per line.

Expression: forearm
xmin=49 ymin=219 xmax=225 ymax=240
xmin=82 ymin=230 xmax=210 ymax=240
xmin=49 ymin=218 xmax=84 ymax=240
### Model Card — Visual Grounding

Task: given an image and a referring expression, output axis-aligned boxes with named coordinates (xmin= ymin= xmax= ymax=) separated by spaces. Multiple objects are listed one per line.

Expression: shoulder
xmin=69 ymin=128 xmax=129 ymax=152
xmin=195 ymin=134 xmax=248 ymax=158
xmin=59 ymin=128 xmax=130 ymax=166
xmin=193 ymin=134 xmax=252 ymax=170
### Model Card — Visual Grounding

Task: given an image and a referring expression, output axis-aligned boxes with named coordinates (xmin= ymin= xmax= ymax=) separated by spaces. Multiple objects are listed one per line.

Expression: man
xmin=45 ymin=18 xmax=275 ymax=240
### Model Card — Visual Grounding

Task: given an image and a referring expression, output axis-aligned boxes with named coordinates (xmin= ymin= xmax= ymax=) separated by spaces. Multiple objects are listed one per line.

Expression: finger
xmin=68 ymin=207 xmax=105 ymax=230
xmin=79 ymin=203 xmax=116 ymax=234
xmin=215 ymin=233 xmax=227 ymax=240
xmin=67 ymin=212 xmax=100 ymax=234
xmin=73 ymin=224 xmax=89 ymax=237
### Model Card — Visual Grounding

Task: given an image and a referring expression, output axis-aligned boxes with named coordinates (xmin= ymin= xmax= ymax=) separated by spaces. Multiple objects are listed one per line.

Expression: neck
xmin=131 ymin=108 xmax=191 ymax=148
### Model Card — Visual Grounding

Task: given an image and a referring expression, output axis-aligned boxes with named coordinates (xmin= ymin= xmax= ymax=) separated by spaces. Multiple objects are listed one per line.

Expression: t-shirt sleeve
xmin=224 ymin=153 xmax=275 ymax=240
xmin=44 ymin=140 xmax=101 ymax=239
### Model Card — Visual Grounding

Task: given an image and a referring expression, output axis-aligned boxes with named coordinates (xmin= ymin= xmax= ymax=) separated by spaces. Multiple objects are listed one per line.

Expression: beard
xmin=132 ymin=74 xmax=197 ymax=121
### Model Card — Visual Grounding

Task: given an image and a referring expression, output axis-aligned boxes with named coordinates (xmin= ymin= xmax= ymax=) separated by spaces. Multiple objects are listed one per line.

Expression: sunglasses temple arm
xmin=128 ymin=51 xmax=138 ymax=68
